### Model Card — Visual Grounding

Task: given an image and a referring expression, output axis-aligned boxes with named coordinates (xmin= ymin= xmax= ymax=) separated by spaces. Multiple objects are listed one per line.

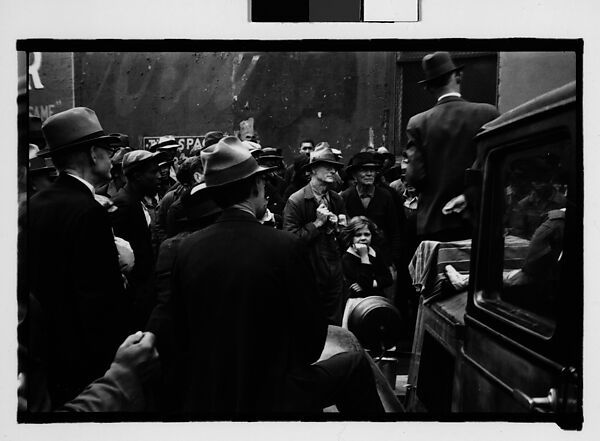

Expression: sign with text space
xmin=143 ymin=136 xmax=204 ymax=153
xmin=28 ymin=52 xmax=74 ymax=121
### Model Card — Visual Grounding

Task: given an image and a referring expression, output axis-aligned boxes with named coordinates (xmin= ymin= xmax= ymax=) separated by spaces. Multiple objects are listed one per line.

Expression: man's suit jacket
xmin=171 ymin=208 xmax=328 ymax=414
xmin=406 ymin=95 xmax=500 ymax=237
xmin=26 ymin=173 xmax=130 ymax=405
xmin=110 ymin=188 xmax=156 ymax=328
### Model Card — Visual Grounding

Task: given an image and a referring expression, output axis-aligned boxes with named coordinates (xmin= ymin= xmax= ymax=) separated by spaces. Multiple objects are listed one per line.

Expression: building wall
xmin=74 ymin=51 xmax=395 ymax=162
xmin=498 ymin=52 xmax=576 ymax=113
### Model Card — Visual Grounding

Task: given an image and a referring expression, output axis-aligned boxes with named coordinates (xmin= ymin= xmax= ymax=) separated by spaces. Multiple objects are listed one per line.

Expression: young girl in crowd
xmin=340 ymin=216 xmax=393 ymax=328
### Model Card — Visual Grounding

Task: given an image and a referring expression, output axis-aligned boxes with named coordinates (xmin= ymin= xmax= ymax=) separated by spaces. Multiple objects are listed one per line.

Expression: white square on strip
xmin=363 ymin=0 xmax=419 ymax=22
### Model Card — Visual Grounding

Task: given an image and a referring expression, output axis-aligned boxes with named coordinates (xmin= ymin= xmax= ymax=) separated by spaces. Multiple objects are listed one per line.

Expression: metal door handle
xmin=512 ymin=387 xmax=558 ymax=412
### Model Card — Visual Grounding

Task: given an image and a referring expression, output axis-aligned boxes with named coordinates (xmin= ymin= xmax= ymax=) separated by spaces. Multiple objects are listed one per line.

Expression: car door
xmin=460 ymin=89 xmax=582 ymax=428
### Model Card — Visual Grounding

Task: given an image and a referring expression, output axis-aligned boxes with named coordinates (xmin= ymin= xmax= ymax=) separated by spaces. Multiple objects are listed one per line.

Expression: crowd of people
xmin=18 ymin=51 xmax=513 ymax=416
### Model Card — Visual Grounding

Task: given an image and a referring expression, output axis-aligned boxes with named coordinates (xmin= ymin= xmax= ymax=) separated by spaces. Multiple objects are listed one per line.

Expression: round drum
xmin=347 ymin=296 xmax=402 ymax=356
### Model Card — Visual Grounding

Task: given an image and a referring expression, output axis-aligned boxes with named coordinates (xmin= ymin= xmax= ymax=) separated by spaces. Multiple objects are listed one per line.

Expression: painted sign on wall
xmin=143 ymin=136 xmax=204 ymax=154
xmin=28 ymin=52 xmax=74 ymax=121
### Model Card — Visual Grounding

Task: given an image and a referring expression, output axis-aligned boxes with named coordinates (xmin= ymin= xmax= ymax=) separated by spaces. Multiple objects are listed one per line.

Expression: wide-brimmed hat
xmin=38 ymin=107 xmax=120 ymax=157
xmin=242 ymin=140 xmax=262 ymax=159
xmin=375 ymin=146 xmax=395 ymax=162
xmin=154 ymin=135 xmax=180 ymax=151
xmin=122 ymin=150 xmax=165 ymax=175
xmin=303 ymin=143 xmax=344 ymax=171
xmin=191 ymin=136 xmax=276 ymax=195
xmin=418 ymin=51 xmax=463 ymax=84
xmin=345 ymin=151 xmax=382 ymax=175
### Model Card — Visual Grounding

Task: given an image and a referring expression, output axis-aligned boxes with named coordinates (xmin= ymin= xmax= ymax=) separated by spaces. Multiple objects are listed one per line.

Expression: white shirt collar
xmin=65 ymin=172 xmax=95 ymax=195
xmin=437 ymin=92 xmax=462 ymax=102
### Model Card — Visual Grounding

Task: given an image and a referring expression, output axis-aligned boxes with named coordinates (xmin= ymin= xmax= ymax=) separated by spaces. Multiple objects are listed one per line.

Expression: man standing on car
xmin=406 ymin=51 xmax=500 ymax=242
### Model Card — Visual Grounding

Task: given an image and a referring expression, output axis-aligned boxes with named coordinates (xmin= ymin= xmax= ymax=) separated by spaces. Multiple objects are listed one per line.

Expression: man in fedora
xmin=283 ymin=144 xmax=348 ymax=325
xmin=110 ymin=150 xmax=165 ymax=330
xmin=406 ymin=51 xmax=500 ymax=242
xmin=341 ymin=151 xmax=401 ymax=277
xmin=168 ymin=136 xmax=382 ymax=415
xmin=26 ymin=107 xmax=143 ymax=406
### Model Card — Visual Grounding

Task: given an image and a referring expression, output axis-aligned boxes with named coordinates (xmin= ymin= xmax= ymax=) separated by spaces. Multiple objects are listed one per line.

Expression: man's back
xmin=172 ymin=208 xmax=327 ymax=414
xmin=407 ymin=96 xmax=500 ymax=236
xmin=27 ymin=174 xmax=129 ymax=404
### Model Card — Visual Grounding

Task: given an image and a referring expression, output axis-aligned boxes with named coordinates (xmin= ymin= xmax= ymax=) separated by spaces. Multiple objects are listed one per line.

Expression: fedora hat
xmin=418 ymin=51 xmax=464 ymax=84
xmin=303 ymin=143 xmax=344 ymax=171
xmin=38 ymin=107 xmax=120 ymax=157
xmin=345 ymin=151 xmax=382 ymax=175
xmin=191 ymin=136 xmax=276 ymax=195
xmin=154 ymin=135 xmax=180 ymax=151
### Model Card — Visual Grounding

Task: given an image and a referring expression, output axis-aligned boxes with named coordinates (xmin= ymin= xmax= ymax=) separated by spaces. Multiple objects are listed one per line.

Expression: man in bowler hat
xmin=169 ymin=136 xmax=382 ymax=415
xmin=25 ymin=107 xmax=147 ymax=406
xmin=406 ymin=51 xmax=500 ymax=242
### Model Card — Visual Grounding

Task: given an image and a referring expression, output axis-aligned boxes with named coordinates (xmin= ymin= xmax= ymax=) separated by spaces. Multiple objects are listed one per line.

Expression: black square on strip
xmin=309 ymin=0 xmax=362 ymax=22
xmin=251 ymin=0 xmax=309 ymax=22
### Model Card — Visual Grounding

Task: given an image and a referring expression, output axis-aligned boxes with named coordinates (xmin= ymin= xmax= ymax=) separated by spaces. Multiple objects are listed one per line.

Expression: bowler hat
xmin=38 ymin=107 xmax=120 ymax=157
xmin=154 ymin=135 xmax=180 ymax=151
xmin=303 ymin=143 xmax=344 ymax=171
xmin=418 ymin=51 xmax=463 ymax=84
xmin=122 ymin=150 xmax=165 ymax=175
xmin=345 ymin=151 xmax=382 ymax=175
xmin=191 ymin=136 xmax=276 ymax=194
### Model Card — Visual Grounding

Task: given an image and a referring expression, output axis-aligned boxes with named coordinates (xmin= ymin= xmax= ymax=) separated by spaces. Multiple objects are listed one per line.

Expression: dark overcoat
xmin=111 ymin=187 xmax=157 ymax=328
xmin=26 ymin=173 xmax=130 ymax=405
xmin=406 ymin=96 xmax=500 ymax=237
xmin=171 ymin=208 xmax=328 ymax=415
xmin=283 ymin=184 xmax=347 ymax=324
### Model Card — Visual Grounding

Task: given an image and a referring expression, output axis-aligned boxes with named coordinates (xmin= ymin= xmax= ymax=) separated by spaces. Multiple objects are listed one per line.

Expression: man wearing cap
xmin=406 ymin=51 xmax=500 ymax=242
xmin=169 ymin=136 xmax=382 ymax=415
xmin=153 ymin=135 xmax=180 ymax=197
xmin=25 ymin=107 xmax=139 ymax=405
xmin=256 ymin=147 xmax=287 ymax=227
xmin=283 ymin=139 xmax=315 ymax=190
xmin=283 ymin=144 xmax=347 ymax=325
xmin=110 ymin=150 xmax=164 ymax=330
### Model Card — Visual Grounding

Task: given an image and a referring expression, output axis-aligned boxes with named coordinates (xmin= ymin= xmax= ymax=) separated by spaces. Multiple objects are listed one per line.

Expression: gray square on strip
xmin=363 ymin=0 xmax=419 ymax=22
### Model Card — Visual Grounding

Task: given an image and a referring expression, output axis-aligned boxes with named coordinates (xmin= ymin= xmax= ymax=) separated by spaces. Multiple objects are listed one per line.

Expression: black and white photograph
xmin=1 ymin=1 xmax=598 ymax=440
xmin=15 ymin=42 xmax=582 ymax=425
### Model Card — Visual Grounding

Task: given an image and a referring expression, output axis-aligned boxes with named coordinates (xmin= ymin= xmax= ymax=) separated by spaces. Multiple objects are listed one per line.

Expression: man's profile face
xmin=254 ymin=175 xmax=268 ymax=219
xmin=93 ymin=145 xmax=115 ymax=183
xmin=299 ymin=142 xmax=314 ymax=156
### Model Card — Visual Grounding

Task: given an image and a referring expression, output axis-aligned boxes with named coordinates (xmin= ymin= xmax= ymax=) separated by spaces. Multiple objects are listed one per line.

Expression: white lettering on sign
xmin=29 ymin=104 xmax=56 ymax=120
xmin=29 ymin=52 xmax=45 ymax=90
